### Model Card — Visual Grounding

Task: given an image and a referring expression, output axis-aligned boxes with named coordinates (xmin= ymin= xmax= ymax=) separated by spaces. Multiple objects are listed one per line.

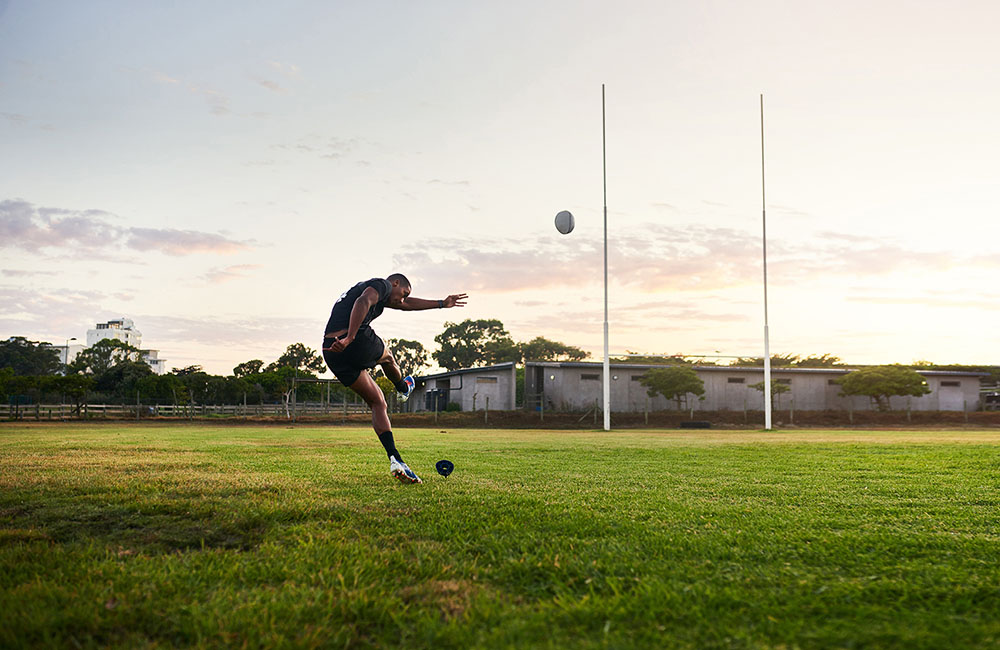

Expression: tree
xmin=519 ymin=337 xmax=588 ymax=362
xmin=639 ymin=367 xmax=705 ymax=410
xmin=265 ymin=343 xmax=325 ymax=374
xmin=46 ymin=374 xmax=95 ymax=411
xmin=233 ymin=359 xmax=264 ymax=378
xmin=835 ymin=365 xmax=931 ymax=411
xmin=729 ymin=354 xmax=800 ymax=367
xmin=611 ymin=352 xmax=695 ymax=365
xmin=69 ymin=339 xmax=145 ymax=376
xmin=749 ymin=379 xmax=792 ymax=409
xmin=0 ymin=336 xmax=62 ymax=375
xmin=795 ymin=354 xmax=843 ymax=368
xmin=433 ymin=319 xmax=520 ymax=370
xmin=387 ymin=339 xmax=429 ymax=375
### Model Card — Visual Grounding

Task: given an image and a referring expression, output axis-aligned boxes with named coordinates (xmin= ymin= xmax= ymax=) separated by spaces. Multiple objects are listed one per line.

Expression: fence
xmin=1 ymin=401 xmax=372 ymax=421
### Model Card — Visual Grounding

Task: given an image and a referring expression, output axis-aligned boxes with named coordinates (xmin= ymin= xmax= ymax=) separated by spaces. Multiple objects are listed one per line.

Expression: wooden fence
xmin=1 ymin=401 xmax=372 ymax=421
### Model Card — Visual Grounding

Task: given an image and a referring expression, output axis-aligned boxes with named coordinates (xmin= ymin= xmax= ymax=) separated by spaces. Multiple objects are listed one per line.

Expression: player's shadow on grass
xmin=1 ymin=499 xmax=268 ymax=553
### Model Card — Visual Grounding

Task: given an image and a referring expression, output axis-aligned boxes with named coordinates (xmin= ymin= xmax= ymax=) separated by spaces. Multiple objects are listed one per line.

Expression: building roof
xmin=415 ymin=362 xmax=516 ymax=382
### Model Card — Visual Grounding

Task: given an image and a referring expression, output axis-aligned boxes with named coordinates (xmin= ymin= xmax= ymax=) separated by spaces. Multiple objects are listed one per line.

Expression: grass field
xmin=2 ymin=424 xmax=1000 ymax=649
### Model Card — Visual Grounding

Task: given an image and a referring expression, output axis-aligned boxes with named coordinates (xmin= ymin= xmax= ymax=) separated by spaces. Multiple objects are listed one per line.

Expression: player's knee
xmin=367 ymin=390 xmax=387 ymax=412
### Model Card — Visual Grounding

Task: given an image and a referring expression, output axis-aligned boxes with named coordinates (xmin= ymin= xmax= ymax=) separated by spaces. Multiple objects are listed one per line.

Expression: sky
xmin=2 ymin=0 xmax=998 ymax=376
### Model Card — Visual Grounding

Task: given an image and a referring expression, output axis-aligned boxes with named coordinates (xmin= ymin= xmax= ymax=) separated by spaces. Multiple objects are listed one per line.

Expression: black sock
xmin=393 ymin=378 xmax=409 ymax=393
xmin=377 ymin=430 xmax=401 ymax=462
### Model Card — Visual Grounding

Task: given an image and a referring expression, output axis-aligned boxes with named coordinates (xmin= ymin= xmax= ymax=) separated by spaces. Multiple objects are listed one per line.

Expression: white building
xmin=87 ymin=318 xmax=142 ymax=347
xmin=408 ymin=363 xmax=518 ymax=412
xmin=84 ymin=318 xmax=168 ymax=375
xmin=53 ymin=342 xmax=86 ymax=367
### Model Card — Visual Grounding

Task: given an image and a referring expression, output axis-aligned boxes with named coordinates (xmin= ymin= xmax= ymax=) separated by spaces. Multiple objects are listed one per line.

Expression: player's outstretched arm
xmin=394 ymin=293 xmax=468 ymax=311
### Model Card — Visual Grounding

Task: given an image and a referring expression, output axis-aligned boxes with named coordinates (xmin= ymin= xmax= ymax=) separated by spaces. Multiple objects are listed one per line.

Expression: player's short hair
xmin=387 ymin=273 xmax=411 ymax=288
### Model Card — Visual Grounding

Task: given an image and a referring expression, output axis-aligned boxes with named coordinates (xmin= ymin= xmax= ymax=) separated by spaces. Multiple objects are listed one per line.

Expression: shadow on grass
xmin=0 ymin=499 xmax=268 ymax=553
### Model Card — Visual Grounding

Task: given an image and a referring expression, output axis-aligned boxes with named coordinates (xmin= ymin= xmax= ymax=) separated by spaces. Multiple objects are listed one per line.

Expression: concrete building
xmin=51 ymin=342 xmax=85 ymax=367
xmin=83 ymin=318 xmax=168 ymax=375
xmin=525 ymin=362 xmax=987 ymax=413
xmin=408 ymin=363 xmax=518 ymax=412
xmin=87 ymin=318 xmax=142 ymax=347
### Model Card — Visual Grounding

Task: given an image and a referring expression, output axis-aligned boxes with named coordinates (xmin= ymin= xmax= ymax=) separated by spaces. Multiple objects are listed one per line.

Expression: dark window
xmin=727 ymin=377 xmax=745 ymax=384
xmin=828 ymin=379 xmax=840 ymax=385
xmin=631 ymin=375 xmax=643 ymax=381
xmin=940 ymin=381 xmax=961 ymax=387
xmin=581 ymin=373 xmax=600 ymax=381
xmin=777 ymin=379 xmax=792 ymax=385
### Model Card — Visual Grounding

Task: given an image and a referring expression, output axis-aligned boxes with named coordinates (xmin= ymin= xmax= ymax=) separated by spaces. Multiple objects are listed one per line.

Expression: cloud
xmin=127 ymin=228 xmax=251 ymax=256
xmin=0 ymin=199 xmax=253 ymax=257
xmin=271 ymin=136 xmax=362 ymax=160
xmin=2 ymin=269 xmax=57 ymax=277
xmin=267 ymin=61 xmax=301 ymax=79
xmin=203 ymin=264 xmax=262 ymax=284
xmin=256 ymin=79 xmax=284 ymax=92
xmin=393 ymin=224 xmax=998 ymax=296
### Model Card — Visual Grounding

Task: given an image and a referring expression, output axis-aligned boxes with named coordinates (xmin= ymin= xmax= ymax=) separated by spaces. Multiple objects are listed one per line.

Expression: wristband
xmin=438 ymin=299 xmax=444 ymax=308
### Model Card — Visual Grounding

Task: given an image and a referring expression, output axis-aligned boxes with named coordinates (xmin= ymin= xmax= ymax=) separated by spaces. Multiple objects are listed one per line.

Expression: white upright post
xmin=602 ymin=84 xmax=611 ymax=431
xmin=760 ymin=94 xmax=772 ymax=430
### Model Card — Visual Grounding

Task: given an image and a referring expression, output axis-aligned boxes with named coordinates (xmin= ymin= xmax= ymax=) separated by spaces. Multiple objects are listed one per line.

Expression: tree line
xmin=0 ymin=319 xmax=588 ymax=406
xmin=3 ymin=322 xmax=995 ymax=410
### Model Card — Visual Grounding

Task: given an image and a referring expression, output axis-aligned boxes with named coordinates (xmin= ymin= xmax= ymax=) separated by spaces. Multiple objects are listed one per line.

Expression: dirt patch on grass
xmin=400 ymin=579 xmax=483 ymax=620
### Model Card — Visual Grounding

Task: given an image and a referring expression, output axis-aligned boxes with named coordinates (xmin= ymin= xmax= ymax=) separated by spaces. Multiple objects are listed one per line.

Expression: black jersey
xmin=325 ymin=278 xmax=392 ymax=333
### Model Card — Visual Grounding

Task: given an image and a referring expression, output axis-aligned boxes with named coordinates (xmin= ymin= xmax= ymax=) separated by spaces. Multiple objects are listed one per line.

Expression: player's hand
xmin=443 ymin=293 xmax=468 ymax=308
xmin=323 ymin=334 xmax=352 ymax=353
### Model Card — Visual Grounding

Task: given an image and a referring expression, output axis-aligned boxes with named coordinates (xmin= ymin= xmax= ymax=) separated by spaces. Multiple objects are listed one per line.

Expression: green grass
xmin=2 ymin=424 xmax=1000 ymax=649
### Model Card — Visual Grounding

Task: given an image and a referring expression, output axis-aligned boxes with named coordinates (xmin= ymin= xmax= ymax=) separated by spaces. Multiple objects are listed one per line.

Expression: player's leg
xmin=346 ymin=372 xmax=421 ymax=484
xmin=376 ymin=344 xmax=415 ymax=401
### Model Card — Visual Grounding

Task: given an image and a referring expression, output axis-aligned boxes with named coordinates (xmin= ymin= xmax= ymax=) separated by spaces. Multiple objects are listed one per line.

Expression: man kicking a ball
xmin=323 ymin=274 xmax=467 ymax=484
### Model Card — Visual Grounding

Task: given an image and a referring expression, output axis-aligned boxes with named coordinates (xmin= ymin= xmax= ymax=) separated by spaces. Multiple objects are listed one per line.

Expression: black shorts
xmin=322 ymin=328 xmax=386 ymax=386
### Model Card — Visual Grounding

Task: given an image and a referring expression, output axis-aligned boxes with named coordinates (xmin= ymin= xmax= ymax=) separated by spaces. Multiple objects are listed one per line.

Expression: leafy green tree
xmin=265 ymin=343 xmax=326 ymax=374
xmin=97 ymin=360 xmax=153 ymax=398
xmin=137 ymin=373 xmax=189 ymax=405
xmin=639 ymin=367 xmax=705 ymax=410
xmin=611 ymin=352 xmax=695 ymax=365
xmin=69 ymin=339 xmax=145 ymax=376
xmin=749 ymin=379 xmax=792 ymax=409
xmin=795 ymin=354 xmax=843 ymax=367
xmin=434 ymin=319 xmax=519 ymax=370
xmin=387 ymin=339 xmax=429 ymax=375
xmin=729 ymin=354 xmax=799 ymax=367
xmin=46 ymin=374 xmax=95 ymax=410
xmin=835 ymin=365 xmax=931 ymax=411
xmin=0 ymin=336 xmax=62 ymax=375
xmin=519 ymin=337 xmax=588 ymax=362
xmin=233 ymin=359 xmax=264 ymax=378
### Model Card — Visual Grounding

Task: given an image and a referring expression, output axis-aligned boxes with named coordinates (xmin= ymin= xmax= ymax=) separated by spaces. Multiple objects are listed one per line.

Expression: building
xmin=408 ymin=363 xmax=518 ymax=412
xmin=525 ymin=361 xmax=987 ymax=413
xmin=87 ymin=318 xmax=142 ymax=347
xmin=51 ymin=341 xmax=85 ymax=367
xmin=82 ymin=318 xmax=168 ymax=374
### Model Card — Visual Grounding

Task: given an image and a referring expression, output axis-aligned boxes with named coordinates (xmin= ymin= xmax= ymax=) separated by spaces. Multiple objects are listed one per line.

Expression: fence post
xmin=540 ymin=393 xmax=544 ymax=423
xmin=594 ymin=398 xmax=598 ymax=427
xmin=645 ymin=397 xmax=649 ymax=426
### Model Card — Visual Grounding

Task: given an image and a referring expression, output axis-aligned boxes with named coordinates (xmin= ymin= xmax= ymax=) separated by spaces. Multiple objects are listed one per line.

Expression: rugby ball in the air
xmin=554 ymin=210 xmax=574 ymax=235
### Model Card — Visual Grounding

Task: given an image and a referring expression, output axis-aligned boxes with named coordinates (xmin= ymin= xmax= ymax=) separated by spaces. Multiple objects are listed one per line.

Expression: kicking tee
xmin=325 ymin=278 xmax=392 ymax=334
